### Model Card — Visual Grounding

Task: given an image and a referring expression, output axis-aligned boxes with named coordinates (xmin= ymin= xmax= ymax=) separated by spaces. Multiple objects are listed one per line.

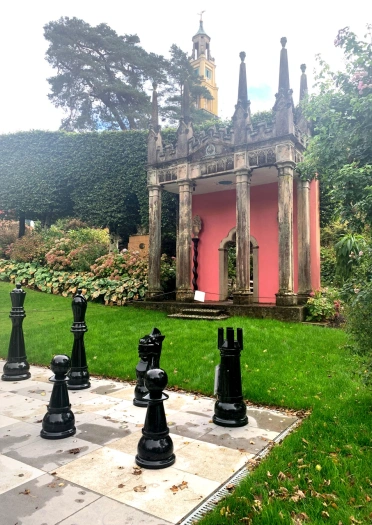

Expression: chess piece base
xmin=67 ymin=368 xmax=90 ymax=390
xmin=2 ymin=361 xmax=30 ymax=381
xmin=213 ymin=400 xmax=248 ymax=428
xmin=40 ymin=410 xmax=76 ymax=440
xmin=133 ymin=397 xmax=148 ymax=407
xmin=135 ymin=453 xmax=175 ymax=469
xmin=213 ymin=414 xmax=248 ymax=427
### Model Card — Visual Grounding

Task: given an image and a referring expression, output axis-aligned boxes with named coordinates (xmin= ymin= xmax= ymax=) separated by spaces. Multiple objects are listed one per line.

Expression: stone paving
xmin=0 ymin=361 xmax=298 ymax=525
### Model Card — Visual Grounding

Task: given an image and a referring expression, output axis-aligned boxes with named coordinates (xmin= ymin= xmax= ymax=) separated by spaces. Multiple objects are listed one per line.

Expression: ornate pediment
xmin=189 ymin=138 xmax=234 ymax=163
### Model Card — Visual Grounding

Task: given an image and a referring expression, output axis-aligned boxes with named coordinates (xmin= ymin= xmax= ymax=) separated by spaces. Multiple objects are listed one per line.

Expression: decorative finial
xmin=280 ymin=37 xmax=287 ymax=48
xmin=239 ymin=51 xmax=246 ymax=63
xmin=197 ymin=10 xmax=205 ymax=21
xmin=300 ymin=64 xmax=306 ymax=73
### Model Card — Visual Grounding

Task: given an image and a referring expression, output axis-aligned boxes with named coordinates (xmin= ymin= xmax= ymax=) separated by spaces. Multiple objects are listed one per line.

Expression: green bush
xmin=6 ymin=230 xmax=49 ymax=263
xmin=306 ymin=287 xmax=343 ymax=323
xmin=0 ymin=252 xmax=176 ymax=305
xmin=0 ymin=220 xmax=18 ymax=258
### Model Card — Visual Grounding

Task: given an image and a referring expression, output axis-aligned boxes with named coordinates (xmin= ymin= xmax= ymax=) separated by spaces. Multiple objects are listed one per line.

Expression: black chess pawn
xmin=135 ymin=368 xmax=175 ymax=469
xmin=41 ymin=355 xmax=76 ymax=439
xmin=67 ymin=289 xmax=90 ymax=390
xmin=2 ymin=283 xmax=30 ymax=381
xmin=213 ymin=327 xmax=248 ymax=427
xmin=133 ymin=327 xmax=165 ymax=407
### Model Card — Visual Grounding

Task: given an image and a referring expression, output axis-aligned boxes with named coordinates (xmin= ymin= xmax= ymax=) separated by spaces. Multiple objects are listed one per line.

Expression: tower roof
xmin=193 ymin=20 xmax=210 ymax=39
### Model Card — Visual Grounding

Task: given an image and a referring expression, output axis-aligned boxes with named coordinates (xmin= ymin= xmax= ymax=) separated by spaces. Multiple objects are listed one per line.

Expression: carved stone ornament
xmin=205 ymin=144 xmax=216 ymax=156
xmin=192 ymin=215 xmax=203 ymax=238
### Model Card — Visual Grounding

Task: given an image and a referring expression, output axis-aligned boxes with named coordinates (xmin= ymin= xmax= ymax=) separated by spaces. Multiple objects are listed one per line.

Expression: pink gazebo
xmin=146 ymin=39 xmax=320 ymax=312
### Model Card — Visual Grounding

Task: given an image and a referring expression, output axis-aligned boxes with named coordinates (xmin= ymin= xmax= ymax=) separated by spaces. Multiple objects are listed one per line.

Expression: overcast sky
xmin=0 ymin=0 xmax=369 ymax=134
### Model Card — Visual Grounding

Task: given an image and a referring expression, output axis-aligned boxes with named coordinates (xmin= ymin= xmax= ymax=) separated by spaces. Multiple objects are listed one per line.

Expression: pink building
xmin=146 ymin=38 xmax=320 ymax=317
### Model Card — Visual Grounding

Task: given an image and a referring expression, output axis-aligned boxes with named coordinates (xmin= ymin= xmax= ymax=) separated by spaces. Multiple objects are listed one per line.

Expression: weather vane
xmin=197 ymin=10 xmax=205 ymax=21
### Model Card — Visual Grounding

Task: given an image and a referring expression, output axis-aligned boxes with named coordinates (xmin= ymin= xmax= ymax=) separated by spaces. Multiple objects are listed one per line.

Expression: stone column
xmin=146 ymin=185 xmax=162 ymax=300
xmin=176 ymin=181 xmax=194 ymax=302
xmin=297 ymin=177 xmax=312 ymax=303
xmin=276 ymin=162 xmax=297 ymax=306
xmin=233 ymin=169 xmax=253 ymax=305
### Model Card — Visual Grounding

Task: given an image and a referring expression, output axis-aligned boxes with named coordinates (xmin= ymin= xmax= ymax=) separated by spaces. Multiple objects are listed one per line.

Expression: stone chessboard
xmin=0 ymin=361 xmax=298 ymax=524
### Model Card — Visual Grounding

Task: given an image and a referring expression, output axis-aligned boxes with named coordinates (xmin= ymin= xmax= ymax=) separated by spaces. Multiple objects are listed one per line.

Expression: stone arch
xmin=219 ymin=228 xmax=259 ymax=301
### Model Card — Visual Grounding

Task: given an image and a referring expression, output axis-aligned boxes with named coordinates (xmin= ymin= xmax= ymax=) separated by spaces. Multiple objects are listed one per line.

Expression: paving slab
xmin=0 ymin=361 xmax=299 ymax=525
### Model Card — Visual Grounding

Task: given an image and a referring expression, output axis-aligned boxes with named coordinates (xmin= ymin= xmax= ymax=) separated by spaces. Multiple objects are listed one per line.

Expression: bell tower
xmin=189 ymin=13 xmax=218 ymax=116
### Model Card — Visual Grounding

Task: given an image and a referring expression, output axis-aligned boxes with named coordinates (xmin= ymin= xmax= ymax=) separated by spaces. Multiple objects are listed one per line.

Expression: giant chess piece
xmin=2 ymin=283 xmax=31 ymax=381
xmin=133 ymin=327 xmax=165 ymax=407
xmin=67 ymin=289 xmax=90 ymax=390
xmin=135 ymin=367 xmax=175 ymax=469
xmin=41 ymin=355 xmax=76 ymax=439
xmin=213 ymin=327 xmax=248 ymax=427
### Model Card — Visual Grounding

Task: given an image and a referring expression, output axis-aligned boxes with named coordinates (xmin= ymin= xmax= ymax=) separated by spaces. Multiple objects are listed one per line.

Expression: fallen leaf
xmin=132 ymin=467 xmax=142 ymax=475
xmin=267 ymin=471 xmax=273 ymax=478
xmin=170 ymin=485 xmax=179 ymax=492
xmin=133 ymin=485 xmax=146 ymax=492
xmin=321 ymin=511 xmax=330 ymax=519
xmin=117 ymin=483 xmax=125 ymax=488
xmin=58 ymin=483 xmax=65 ymax=487
xmin=226 ymin=483 xmax=235 ymax=491
xmin=68 ymin=448 xmax=80 ymax=454
xmin=277 ymin=471 xmax=286 ymax=480
xmin=179 ymin=481 xmax=188 ymax=490
xmin=302 ymin=438 xmax=309 ymax=445
xmin=19 ymin=489 xmax=30 ymax=495
xmin=250 ymin=440 xmax=255 ymax=445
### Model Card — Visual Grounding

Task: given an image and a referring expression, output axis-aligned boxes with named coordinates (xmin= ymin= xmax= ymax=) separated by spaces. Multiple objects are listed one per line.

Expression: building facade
xmin=146 ymin=35 xmax=320 ymax=307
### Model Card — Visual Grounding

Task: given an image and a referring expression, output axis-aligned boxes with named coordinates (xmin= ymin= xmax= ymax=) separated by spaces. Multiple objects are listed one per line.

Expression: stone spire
xmin=299 ymin=64 xmax=308 ymax=101
xmin=147 ymin=83 xmax=162 ymax=164
xmin=273 ymin=37 xmax=295 ymax=136
xmin=176 ymin=80 xmax=193 ymax=158
xmin=296 ymin=64 xmax=310 ymax=134
xmin=233 ymin=52 xmax=251 ymax=146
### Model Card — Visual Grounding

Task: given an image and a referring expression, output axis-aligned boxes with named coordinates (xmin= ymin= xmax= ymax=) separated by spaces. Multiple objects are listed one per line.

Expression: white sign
xmin=194 ymin=290 xmax=205 ymax=302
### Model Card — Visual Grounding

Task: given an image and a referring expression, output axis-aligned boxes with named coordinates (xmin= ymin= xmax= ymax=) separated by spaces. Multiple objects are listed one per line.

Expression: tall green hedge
xmin=0 ymin=129 xmax=180 ymax=253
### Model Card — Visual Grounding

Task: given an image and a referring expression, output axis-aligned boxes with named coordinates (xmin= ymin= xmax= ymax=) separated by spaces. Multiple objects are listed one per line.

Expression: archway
xmin=219 ymin=228 xmax=259 ymax=301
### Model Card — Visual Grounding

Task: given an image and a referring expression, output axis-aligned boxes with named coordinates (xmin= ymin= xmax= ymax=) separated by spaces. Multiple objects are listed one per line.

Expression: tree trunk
xmin=18 ymin=211 xmax=26 ymax=238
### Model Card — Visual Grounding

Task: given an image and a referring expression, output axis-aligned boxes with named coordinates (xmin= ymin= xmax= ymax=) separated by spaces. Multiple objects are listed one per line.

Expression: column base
xmin=176 ymin=289 xmax=194 ymax=302
xmin=276 ymin=293 xmax=298 ymax=306
xmin=145 ymin=290 xmax=164 ymax=302
xmin=233 ymin=291 xmax=254 ymax=305
xmin=297 ymin=292 xmax=312 ymax=305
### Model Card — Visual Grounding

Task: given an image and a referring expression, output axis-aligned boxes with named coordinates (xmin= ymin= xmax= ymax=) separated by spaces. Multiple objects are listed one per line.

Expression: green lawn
xmin=1 ymin=282 xmax=371 ymax=524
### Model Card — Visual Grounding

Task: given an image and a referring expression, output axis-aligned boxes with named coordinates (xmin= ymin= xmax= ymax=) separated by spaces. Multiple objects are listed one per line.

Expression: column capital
xmin=148 ymin=183 xmax=162 ymax=192
xmin=276 ymin=161 xmax=296 ymax=176
xmin=177 ymin=180 xmax=193 ymax=189
xmin=235 ymin=168 xmax=252 ymax=184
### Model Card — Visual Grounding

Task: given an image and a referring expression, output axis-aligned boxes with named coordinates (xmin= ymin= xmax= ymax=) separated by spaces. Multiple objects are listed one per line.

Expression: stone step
xmin=180 ymin=308 xmax=226 ymax=316
xmin=167 ymin=313 xmax=230 ymax=321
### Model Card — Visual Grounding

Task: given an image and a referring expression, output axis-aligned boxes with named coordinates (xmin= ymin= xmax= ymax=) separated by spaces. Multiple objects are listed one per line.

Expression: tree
xmin=160 ymin=44 xmax=215 ymax=125
xmin=44 ymin=17 xmax=168 ymax=131
xmin=297 ymin=25 xmax=372 ymax=231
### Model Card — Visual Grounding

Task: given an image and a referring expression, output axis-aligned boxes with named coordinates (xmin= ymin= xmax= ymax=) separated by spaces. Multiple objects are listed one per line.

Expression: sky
xmin=0 ymin=0 xmax=370 ymax=134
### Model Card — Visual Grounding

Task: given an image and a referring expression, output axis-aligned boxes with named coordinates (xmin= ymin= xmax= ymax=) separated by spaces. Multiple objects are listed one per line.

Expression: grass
xmin=1 ymin=282 xmax=372 ymax=524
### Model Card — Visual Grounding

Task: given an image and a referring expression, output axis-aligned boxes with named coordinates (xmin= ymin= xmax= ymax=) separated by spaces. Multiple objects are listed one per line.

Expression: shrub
xmin=306 ymin=288 xmax=343 ymax=324
xmin=0 ymin=220 xmax=18 ymax=258
xmin=6 ymin=231 xmax=48 ymax=263
xmin=45 ymin=227 xmax=110 ymax=272
xmin=345 ymin=284 xmax=372 ymax=355
xmin=0 ymin=252 xmax=176 ymax=305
